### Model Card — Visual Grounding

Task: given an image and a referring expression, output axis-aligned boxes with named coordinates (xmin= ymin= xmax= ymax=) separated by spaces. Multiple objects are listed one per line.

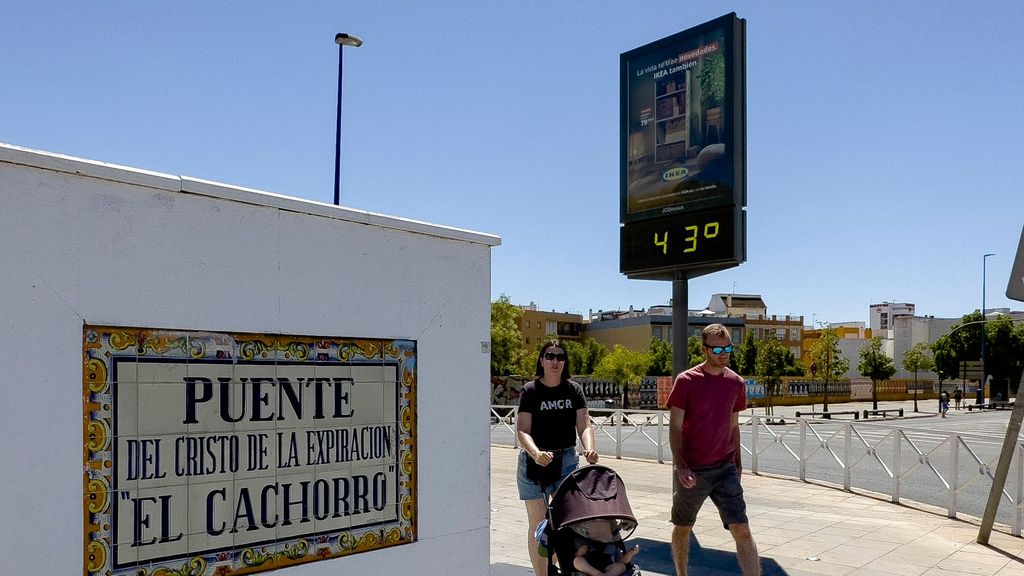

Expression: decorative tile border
xmin=83 ymin=325 xmax=417 ymax=575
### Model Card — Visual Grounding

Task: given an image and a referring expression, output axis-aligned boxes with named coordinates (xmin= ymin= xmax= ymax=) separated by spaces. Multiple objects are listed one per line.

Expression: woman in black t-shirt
xmin=516 ymin=339 xmax=598 ymax=576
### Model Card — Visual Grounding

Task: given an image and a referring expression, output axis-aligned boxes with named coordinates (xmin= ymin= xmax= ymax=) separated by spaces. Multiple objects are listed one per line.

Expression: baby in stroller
xmin=569 ymin=517 xmax=640 ymax=576
xmin=539 ymin=465 xmax=641 ymax=576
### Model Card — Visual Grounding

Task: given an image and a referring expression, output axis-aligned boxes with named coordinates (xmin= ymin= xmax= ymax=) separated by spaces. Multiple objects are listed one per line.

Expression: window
xmin=791 ymin=329 xmax=800 ymax=340
xmin=545 ymin=320 xmax=557 ymax=334
xmin=558 ymin=322 xmax=582 ymax=337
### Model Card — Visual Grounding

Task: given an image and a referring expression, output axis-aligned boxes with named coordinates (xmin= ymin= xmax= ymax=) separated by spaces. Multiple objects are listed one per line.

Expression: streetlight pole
xmin=809 ymin=361 xmax=817 ymax=412
xmin=333 ymin=33 xmax=363 ymax=206
xmin=979 ymin=252 xmax=995 ymax=404
xmin=822 ymin=349 xmax=830 ymax=412
xmin=871 ymin=347 xmax=878 ymax=410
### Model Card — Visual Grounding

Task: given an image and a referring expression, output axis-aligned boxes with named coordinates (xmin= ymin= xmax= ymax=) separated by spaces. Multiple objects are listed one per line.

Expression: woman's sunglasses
xmin=705 ymin=344 xmax=734 ymax=355
xmin=543 ymin=352 xmax=567 ymax=362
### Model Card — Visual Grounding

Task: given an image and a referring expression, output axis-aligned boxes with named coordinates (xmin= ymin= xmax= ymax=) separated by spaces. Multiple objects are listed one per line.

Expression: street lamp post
xmin=871 ymin=347 xmax=878 ymax=410
xmin=333 ymin=33 xmax=363 ymax=206
xmin=823 ymin=351 xmax=831 ymax=412
xmin=979 ymin=252 xmax=995 ymax=404
xmin=809 ymin=361 xmax=817 ymax=410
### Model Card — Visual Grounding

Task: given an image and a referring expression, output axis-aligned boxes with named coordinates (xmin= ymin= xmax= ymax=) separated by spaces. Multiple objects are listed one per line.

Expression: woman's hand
xmin=532 ymin=450 xmax=554 ymax=465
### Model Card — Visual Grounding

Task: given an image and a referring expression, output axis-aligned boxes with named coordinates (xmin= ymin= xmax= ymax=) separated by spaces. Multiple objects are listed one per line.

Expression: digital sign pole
xmin=619 ymin=13 xmax=746 ymax=374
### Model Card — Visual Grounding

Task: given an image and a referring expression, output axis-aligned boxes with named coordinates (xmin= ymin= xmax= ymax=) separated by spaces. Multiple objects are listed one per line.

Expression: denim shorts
xmin=671 ymin=461 xmax=748 ymax=528
xmin=517 ymin=447 xmax=579 ymax=501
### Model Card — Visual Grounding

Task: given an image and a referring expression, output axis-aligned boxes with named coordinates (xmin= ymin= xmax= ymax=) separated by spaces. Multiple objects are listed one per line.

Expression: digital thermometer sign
xmin=619 ymin=205 xmax=744 ymax=279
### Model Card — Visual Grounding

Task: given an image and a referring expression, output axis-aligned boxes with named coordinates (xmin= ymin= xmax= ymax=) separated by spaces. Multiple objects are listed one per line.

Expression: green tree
xmin=1015 ymin=321 xmax=1024 ymax=395
xmin=984 ymin=314 xmax=1024 ymax=395
xmin=490 ymin=294 xmax=524 ymax=376
xmin=930 ymin=312 xmax=1024 ymax=397
xmin=735 ymin=330 xmax=758 ymax=376
xmin=562 ymin=339 xmax=585 ymax=376
xmin=648 ymin=337 xmax=673 ymax=376
xmin=782 ymin=348 xmax=806 ymax=377
xmin=564 ymin=337 xmax=609 ymax=376
xmin=931 ymin=311 xmax=984 ymax=380
xmin=687 ymin=336 xmax=705 ymax=368
xmin=594 ymin=345 xmax=651 ymax=408
xmin=902 ymin=342 xmax=935 ymax=412
xmin=517 ymin=332 xmax=557 ymax=377
xmin=931 ymin=334 xmax=957 ymax=382
xmin=859 ymin=337 xmax=896 ymax=409
xmin=754 ymin=336 xmax=788 ymax=416
xmin=808 ymin=328 xmax=849 ymax=411
xmin=808 ymin=328 xmax=849 ymax=381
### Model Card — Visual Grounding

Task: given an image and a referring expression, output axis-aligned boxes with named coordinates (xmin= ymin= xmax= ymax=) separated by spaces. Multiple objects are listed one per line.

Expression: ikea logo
xmin=662 ymin=167 xmax=688 ymax=181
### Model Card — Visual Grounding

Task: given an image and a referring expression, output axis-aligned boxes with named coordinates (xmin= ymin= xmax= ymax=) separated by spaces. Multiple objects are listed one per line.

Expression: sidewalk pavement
xmin=490 ymin=399 xmax=1024 ymax=575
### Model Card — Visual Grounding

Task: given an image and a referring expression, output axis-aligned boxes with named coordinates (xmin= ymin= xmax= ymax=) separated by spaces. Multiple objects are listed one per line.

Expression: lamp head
xmin=336 ymin=33 xmax=363 ymax=47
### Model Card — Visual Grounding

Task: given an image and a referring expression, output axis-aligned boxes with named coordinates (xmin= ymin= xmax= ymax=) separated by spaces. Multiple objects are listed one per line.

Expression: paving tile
xmin=488 ymin=445 xmax=1024 ymax=576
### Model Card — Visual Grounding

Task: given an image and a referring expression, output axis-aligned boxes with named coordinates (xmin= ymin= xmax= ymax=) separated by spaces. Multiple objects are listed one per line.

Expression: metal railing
xmin=491 ymin=406 xmax=670 ymax=462
xmin=490 ymin=406 xmax=1024 ymax=536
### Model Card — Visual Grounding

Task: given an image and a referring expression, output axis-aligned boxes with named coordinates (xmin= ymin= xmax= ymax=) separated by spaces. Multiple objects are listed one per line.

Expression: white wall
xmin=892 ymin=316 xmax=957 ymax=379
xmin=836 ymin=338 xmax=866 ymax=380
xmin=0 ymin=143 xmax=499 ymax=575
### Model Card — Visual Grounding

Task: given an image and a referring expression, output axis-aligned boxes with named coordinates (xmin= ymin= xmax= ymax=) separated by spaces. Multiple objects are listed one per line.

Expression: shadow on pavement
xmin=981 ymin=543 xmax=1024 ymax=566
xmin=490 ymin=538 xmax=789 ymax=576
xmin=630 ymin=536 xmax=789 ymax=575
xmin=490 ymin=561 xmax=533 ymax=575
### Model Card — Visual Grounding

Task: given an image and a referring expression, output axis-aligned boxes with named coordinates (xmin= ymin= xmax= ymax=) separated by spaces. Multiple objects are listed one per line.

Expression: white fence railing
xmin=490 ymin=405 xmax=1024 ymax=536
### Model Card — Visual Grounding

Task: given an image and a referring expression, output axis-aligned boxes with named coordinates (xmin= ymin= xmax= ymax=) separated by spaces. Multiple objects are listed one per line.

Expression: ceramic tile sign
xmin=83 ymin=326 xmax=417 ymax=576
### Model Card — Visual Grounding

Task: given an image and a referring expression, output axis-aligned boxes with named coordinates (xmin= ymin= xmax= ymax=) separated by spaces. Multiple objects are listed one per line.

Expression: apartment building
xmin=708 ymin=294 xmax=803 ymax=358
xmin=519 ymin=303 xmax=584 ymax=348
xmin=870 ymin=302 xmax=916 ymax=339
xmin=584 ymin=305 xmax=744 ymax=352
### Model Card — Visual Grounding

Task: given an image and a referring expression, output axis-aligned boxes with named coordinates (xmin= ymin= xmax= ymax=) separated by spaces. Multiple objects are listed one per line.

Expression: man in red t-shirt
xmin=667 ymin=324 xmax=760 ymax=575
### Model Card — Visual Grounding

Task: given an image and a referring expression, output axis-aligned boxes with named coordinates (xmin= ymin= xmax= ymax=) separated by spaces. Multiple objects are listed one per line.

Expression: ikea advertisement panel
xmin=620 ymin=13 xmax=746 ymax=224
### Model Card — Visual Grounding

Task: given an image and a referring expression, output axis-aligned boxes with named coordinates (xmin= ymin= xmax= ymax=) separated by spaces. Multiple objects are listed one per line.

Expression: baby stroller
xmin=535 ymin=465 xmax=641 ymax=576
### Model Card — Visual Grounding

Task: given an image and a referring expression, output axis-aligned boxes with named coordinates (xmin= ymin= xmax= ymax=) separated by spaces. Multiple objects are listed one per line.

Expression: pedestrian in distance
xmin=939 ymin=390 xmax=950 ymax=417
xmin=668 ymin=324 xmax=760 ymax=576
xmin=516 ymin=339 xmax=600 ymax=576
xmin=953 ymin=387 xmax=963 ymax=410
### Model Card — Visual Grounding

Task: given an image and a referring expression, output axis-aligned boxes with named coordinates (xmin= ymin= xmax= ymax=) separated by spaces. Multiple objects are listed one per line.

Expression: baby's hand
xmin=622 ymin=544 xmax=639 ymax=564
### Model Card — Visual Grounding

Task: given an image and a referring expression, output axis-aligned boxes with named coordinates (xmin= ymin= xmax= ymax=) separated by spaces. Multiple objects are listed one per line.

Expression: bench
xmin=862 ymin=408 xmax=904 ymax=418
xmin=967 ymin=401 xmax=1013 ymax=411
xmin=794 ymin=410 xmax=859 ymax=420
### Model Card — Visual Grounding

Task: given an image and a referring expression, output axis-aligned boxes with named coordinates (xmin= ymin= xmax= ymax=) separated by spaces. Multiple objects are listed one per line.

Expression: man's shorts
xmin=671 ymin=461 xmax=748 ymax=528
xmin=517 ymin=447 xmax=579 ymax=501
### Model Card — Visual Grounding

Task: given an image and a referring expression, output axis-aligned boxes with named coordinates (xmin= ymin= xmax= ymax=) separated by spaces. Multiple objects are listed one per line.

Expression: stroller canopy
xmin=550 ymin=465 xmax=637 ymax=534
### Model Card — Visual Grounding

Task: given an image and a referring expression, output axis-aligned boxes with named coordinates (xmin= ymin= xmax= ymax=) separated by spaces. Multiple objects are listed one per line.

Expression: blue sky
xmin=3 ymin=1 xmax=1022 ymax=325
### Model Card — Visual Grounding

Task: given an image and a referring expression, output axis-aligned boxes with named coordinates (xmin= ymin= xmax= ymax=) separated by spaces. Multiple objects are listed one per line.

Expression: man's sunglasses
xmin=705 ymin=344 xmax=734 ymax=355
xmin=543 ymin=352 xmax=567 ymax=362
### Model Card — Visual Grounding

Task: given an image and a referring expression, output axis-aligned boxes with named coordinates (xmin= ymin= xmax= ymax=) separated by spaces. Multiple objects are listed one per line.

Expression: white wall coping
xmin=0 ymin=142 xmax=501 ymax=247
